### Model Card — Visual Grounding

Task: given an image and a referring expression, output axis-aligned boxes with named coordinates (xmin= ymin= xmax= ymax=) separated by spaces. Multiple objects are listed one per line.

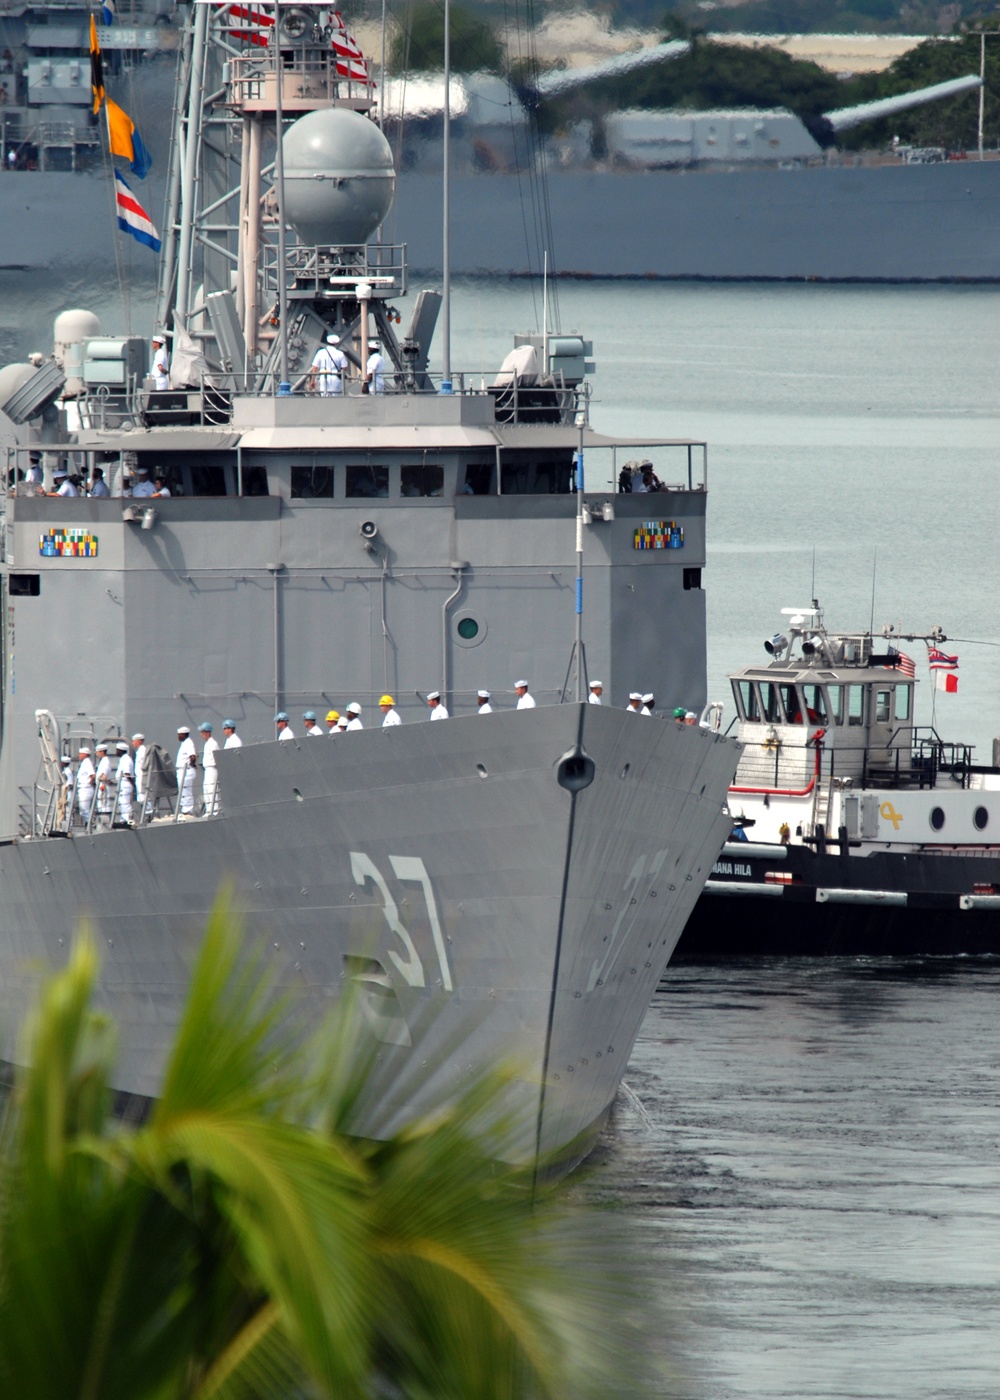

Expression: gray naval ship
xmin=0 ymin=1 xmax=738 ymax=1173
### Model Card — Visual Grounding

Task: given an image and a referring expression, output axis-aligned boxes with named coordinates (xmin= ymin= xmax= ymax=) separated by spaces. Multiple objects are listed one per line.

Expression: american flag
xmin=927 ymin=645 xmax=959 ymax=694
xmin=889 ymin=648 xmax=916 ymax=678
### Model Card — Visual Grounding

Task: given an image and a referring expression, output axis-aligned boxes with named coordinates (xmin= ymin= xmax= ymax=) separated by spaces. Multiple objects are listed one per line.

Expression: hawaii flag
xmin=115 ymin=171 xmax=161 ymax=252
xmin=928 ymin=645 xmax=959 ymax=694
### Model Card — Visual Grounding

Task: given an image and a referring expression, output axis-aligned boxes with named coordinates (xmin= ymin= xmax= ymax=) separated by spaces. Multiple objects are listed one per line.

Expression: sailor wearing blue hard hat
xmin=199 ymin=721 xmax=220 ymax=815
xmin=303 ymin=709 xmax=324 ymax=737
xmin=274 ymin=712 xmax=295 ymax=741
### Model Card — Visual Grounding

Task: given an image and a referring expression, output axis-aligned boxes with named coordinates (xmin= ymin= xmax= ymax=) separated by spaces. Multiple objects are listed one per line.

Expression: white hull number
xmin=350 ymin=852 xmax=453 ymax=991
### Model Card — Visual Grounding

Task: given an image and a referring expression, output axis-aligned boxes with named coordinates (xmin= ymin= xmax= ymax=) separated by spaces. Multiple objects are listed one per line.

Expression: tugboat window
xmin=973 ymin=806 xmax=989 ymax=831
xmin=896 ymin=686 xmax=911 ymax=721
xmin=779 ymin=684 xmax=802 ymax=722
xmin=929 ymin=806 xmax=945 ymax=832
xmin=346 ymin=465 xmax=389 ymax=498
xmin=847 ymin=685 xmax=865 ymax=726
xmin=736 ymin=680 xmax=759 ymax=721
xmin=401 ymin=464 xmax=444 ymax=497
xmin=291 ymin=466 xmax=333 ymax=498
xmin=761 ymin=682 xmax=784 ymax=723
xmin=875 ymin=689 xmax=891 ymax=724
xmin=801 ymin=684 xmax=828 ymax=723
xmin=826 ymin=684 xmax=844 ymax=724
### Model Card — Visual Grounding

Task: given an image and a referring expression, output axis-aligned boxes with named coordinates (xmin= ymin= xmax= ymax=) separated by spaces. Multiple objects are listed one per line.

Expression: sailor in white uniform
xmin=131 ymin=466 xmax=156 ymax=498
xmin=427 ymin=691 xmax=449 ymax=720
xmin=95 ymin=742 xmax=114 ymax=824
xmin=302 ymin=710 xmax=325 ymax=737
xmin=88 ymin=466 xmax=110 ymax=497
xmin=150 ymin=334 xmax=169 ymax=391
xmin=274 ymin=711 xmax=295 ymax=741
xmin=310 ymin=333 xmax=347 ymax=396
xmin=222 ymin=719 xmax=242 ymax=749
xmin=24 ymin=453 xmax=43 ymax=485
xmin=514 ymin=680 xmax=536 ymax=710
xmin=626 ymin=692 xmax=643 ymax=714
xmin=58 ymin=754 xmax=73 ymax=826
xmin=380 ymin=694 xmax=402 ymax=727
xmin=114 ymin=741 xmax=135 ymax=823
xmin=588 ymin=680 xmax=603 ymax=705
xmin=44 ymin=467 xmax=78 ymax=497
xmin=336 ymin=715 xmax=350 ymax=732
xmin=325 ymin=710 xmax=340 ymax=735
xmin=75 ymin=746 xmax=95 ymax=825
xmin=365 ymin=339 xmax=385 ymax=394
xmin=641 ymin=692 xmax=655 ymax=717
xmin=476 ymin=688 xmax=492 ymax=714
xmin=199 ymin=721 xmax=220 ymax=815
xmin=131 ymin=733 xmax=148 ymax=810
xmin=345 ymin=702 xmax=363 ymax=731
xmin=176 ymin=725 xmax=197 ymax=815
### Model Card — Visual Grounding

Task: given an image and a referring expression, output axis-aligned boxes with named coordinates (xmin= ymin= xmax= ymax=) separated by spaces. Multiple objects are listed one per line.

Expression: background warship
xmin=0 ymin=0 xmax=738 ymax=1172
xmin=0 ymin=3 xmax=998 ymax=283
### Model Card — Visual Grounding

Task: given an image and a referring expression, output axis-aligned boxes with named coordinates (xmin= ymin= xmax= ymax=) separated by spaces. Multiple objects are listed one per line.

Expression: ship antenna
xmin=440 ymin=0 xmax=452 ymax=390
xmin=869 ymin=548 xmax=877 ymax=636
xmin=573 ymin=393 xmax=587 ymax=701
xmin=272 ymin=0 xmax=290 ymax=394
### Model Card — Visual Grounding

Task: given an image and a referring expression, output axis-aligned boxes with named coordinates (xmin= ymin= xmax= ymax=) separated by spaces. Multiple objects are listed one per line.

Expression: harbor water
xmin=3 ymin=274 xmax=999 ymax=1396
xmin=584 ymin=958 xmax=1000 ymax=1400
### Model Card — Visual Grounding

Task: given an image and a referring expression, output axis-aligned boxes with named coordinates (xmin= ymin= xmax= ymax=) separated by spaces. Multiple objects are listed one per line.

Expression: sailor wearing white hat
xmin=588 ymin=680 xmax=603 ymax=705
xmin=114 ymin=740 xmax=135 ymax=823
xmin=199 ymin=721 xmax=220 ymax=814
xmin=346 ymin=702 xmax=364 ymax=731
xmin=476 ymin=689 xmax=492 ymax=714
xmin=641 ymin=693 xmax=654 ymax=716
xmin=43 ymin=465 xmax=78 ymax=498
xmin=626 ymin=692 xmax=643 ymax=714
xmin=176 ymin=725 xmax=197 ymax=815
xmin=76 ymin=746 xmax=96 ymax=824
xmin=336 ymin=714 xmax=349 ymax=731
xmin=131 ymin=733 xmax=148 ymax=808
xmin=150 ymin=333 xmax=169 ymax=390
xmin=131 ymin=465 xmax=156 ymax=498
xmin=95 ymin=742 xmax=115 ymax=821
xmin=427 ymin=691 xmax=449 ymax=720
xmin=514 ymin=680 xmax=535 ymax=710
xmin=57 ymin=754 xmax=73 ymax=826
xmin=310 ymin=332 xmax=347 ymax=396
xmin=365 ymin=339 xmax=385 ymax=395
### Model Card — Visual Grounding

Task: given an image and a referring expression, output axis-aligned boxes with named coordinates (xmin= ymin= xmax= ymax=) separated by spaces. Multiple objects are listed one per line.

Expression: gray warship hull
xmin=0 ymin=704 xmax=735 ymax=1168
xmin=4 ymin=158 xmax=1000 ymax=282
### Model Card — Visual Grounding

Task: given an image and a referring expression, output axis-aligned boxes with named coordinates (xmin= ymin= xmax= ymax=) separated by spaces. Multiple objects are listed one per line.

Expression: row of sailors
xmin=63 ymin=682 xmax=699 ymax=826
xmin=272 ymin=682 xmax=693 ymax=735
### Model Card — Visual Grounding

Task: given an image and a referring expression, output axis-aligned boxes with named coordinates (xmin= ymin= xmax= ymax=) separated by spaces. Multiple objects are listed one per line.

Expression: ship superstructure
xmin=0 ymin=1 xmax=738 ymax=1173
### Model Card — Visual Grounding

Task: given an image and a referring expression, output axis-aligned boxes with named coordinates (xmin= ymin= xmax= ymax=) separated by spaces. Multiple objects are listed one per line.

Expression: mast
xmin=440 ymin=0 xmax=451 ymax=391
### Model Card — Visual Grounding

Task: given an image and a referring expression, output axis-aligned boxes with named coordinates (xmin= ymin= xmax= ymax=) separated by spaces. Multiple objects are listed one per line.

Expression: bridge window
xmin=896 ymin=685 xmax=911 ymax=721
xmin=826 ymin=684 xmax=844 ymax=724
xmin=291 ymin=466 xmax=333 ymax=498
xmin=500 ymin=456 xmax=572 ymax=495
xmin=346 ymin=465 xmax=389 ymax=498
xmin=401 ymin=464 xmax=444 ymax=497
xmin=190 ymin=464 xmax=228 ymax=496
xmin=462 ymin=462 xmax=495 ymax=495
xmin=875 ymin=689 xmax=891 ymax=724
xmin=847 ymin=685 xmax=865 ymax=726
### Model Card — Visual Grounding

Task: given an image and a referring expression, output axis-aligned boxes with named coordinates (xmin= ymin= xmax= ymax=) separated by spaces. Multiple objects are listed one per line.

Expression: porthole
xmin=974 ymin=806 xmax=989 ymax=832
xmin=929 ymin=806 xmax=945 ymax=832
xmin=453 ymin=610 xmax=486 ymax=648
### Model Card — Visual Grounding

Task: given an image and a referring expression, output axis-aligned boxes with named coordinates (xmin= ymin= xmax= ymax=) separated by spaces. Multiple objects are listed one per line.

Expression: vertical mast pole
xmin=978 ymin=31 xmax=985 ymax=161
xmin=440 ymin=0 xmax=451 ymax=390
xmin=174 ymin=0 xmax=208 ymax=326
xmin=574 ymin=394 xmax=585 ymax=702
xmin=273 ymin=0 xmax=290 ymax=393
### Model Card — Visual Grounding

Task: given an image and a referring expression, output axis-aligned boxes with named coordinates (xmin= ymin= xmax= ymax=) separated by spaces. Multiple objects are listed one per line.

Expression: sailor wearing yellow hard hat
xmin=380 ymin=694 xmax=401 ymax=727
xmin=324 ymin=709 xmax=340 ymax=735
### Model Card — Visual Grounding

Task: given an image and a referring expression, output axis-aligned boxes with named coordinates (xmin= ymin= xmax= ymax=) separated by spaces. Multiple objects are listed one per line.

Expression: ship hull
xmin=0 ymin=705 xmax=736 ymax=1170
xmin=678 ymin=841 xmax=1000 ymax=959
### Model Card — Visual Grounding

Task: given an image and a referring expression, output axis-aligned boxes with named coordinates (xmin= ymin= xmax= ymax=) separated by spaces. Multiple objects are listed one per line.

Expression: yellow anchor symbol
xmin=879 ymin=801 xmax=903 ymax=831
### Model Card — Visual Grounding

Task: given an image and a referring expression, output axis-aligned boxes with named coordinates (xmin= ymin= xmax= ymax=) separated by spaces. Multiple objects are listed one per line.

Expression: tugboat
xmin=679 ymin=605 xmax=1000 ymax=958
xmin=0 ymin=2 xmax=738 ymax=1174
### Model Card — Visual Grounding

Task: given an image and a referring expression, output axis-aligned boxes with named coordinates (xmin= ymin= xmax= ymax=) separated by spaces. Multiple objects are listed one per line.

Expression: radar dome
xmin=282 ymin=109 xmax=395 ymax=247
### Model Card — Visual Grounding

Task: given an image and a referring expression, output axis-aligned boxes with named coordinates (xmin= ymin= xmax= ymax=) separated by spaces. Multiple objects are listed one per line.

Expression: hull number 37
xmin=350 ymin=852 xmax=454 ymax=991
